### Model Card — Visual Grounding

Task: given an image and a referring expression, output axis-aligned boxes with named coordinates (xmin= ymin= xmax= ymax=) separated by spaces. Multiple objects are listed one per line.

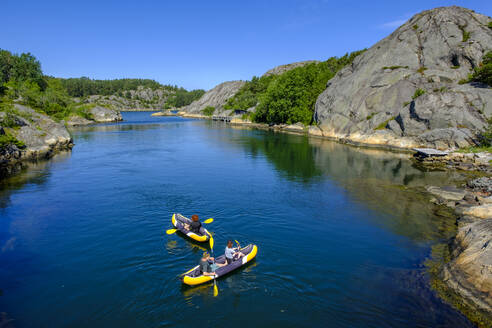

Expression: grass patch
xmin=374 ymin=117 xmax=395 ymax=130
xmin=366 ymin=113 xmax=375 ymax=120
xmin=417 ymin=67 xmax=428 ymax=74
xmin=488 ymin=22 xmax=492 ymax=29
xmin=403 ymin=101 xmax=411 ymax=107
xmin=451 ymin=65 xmax=460 ymax=69
xmin=412 ymin=24 xmax=418 ymax=30
xmin=201 ymin=106 xmax=215 ymax=116
xmin=456 ymin=146 xmax=492 ymax=153
xmin=412 ymin=88 xmax=426 ymax=99
xmin=462 ymin=30 xmax=471 ymax=42
xmin=0 ymin=132 xmax=26 ymax=148
xmin=382 ymin=66 xmax=409 ymax=70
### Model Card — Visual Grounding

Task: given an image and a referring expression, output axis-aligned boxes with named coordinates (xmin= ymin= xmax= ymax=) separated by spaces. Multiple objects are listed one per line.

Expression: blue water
xmin=0 ymin=112 xmax=472 ymax=327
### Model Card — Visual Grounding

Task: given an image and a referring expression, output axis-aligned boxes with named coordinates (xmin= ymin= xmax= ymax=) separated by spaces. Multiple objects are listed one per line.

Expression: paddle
xmin=209 ymin=236 xmax=218 ymax=297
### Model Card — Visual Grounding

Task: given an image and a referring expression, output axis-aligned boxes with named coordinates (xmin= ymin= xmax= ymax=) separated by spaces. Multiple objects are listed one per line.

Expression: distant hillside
xmin=58 ymin=77 xmax=205 ymax=111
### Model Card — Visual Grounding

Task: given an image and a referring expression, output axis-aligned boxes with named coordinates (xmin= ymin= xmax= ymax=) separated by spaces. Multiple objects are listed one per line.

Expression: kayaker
xmin=184 ymin=214 xmax=201 ymax=234
xmin=200 ymin=252 xmax=226 ymax=276
xmin=225 ymin=240 xmax=245 ymax=264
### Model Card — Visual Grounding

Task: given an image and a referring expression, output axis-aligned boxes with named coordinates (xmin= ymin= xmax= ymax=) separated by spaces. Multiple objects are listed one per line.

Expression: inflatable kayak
xmin=172 ymin=213 xmax=211 ymax=242
xmin=181 ymin=244 xmax=258 ymax=286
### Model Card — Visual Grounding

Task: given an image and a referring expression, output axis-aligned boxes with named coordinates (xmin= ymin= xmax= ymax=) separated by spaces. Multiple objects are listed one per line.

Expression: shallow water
xmin=0 ymin=112 xmax=473 ymax=327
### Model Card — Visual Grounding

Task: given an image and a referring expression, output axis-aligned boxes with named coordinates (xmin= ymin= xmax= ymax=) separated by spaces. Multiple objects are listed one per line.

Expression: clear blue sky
xmin=2 ymin=0 xmax=491 ymax=90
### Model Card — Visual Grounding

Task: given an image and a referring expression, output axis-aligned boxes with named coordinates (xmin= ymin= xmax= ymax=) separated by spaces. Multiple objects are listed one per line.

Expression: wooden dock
xmin=212 ymin=116 xmax=231 ymax=122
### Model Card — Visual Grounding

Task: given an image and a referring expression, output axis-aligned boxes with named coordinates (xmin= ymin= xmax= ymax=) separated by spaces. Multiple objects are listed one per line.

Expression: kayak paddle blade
xmin=203 ymin=218 xmax=214 ymax=224
xmin=166 ymin=229 xmax=177 ymax=235
xmin=213 ymin=280 xmax=218 ymax=297
xmin=210 ymin=237 xmax=214 ymax=250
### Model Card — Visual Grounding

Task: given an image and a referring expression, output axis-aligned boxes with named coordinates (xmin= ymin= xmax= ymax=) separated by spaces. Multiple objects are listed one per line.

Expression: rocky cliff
xmin=82 ymin=86 xmax=173 ymax=110
xmin=262 ymin=60 xmax=320 ymax=77
xmin=180 ymin=81 xmax=245 ymax=116
xmin=66 ymin=105 xmax=122 ymax=126
xmin=0 ymin=105 xmax=73 ymax=176
xmin=314 ymin=6 xmax=492 ymax=150
xmin=0 ymin=104 xmax=122 ymax=177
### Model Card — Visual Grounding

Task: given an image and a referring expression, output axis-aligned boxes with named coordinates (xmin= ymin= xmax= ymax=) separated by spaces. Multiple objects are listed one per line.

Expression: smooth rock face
xmin=262 ymin=60 xmax=320 ymax=77
xmin=89 ymin=106 xmax=123 ymax=123
xmin=181 ymin=81 xmax=245 ymax=116
xmin=315 ymin=6 xmax=492 ymax=150
xmin=0 ymin=105 xmax=73 ymax=167
xmin=83 ymin=86 xmax=174 ymax=110
xmin=462 ymin=204 xmax=492 ymax=219
xmin=426 ymin=186 xmax=466 ymax=201
xmin=444 ymin=218 xmax=492 ymax=313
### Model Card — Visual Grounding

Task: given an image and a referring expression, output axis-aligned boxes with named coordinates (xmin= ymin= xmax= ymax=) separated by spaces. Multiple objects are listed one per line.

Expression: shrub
xmin=488 ymin=22 xmax=492 ymax=29
xmin=374 ymin=117 xmax=395 ymax=130
xmin=462 ymin=30 xmax=471 ymax=42
xmin=417 ymin=67 xmax=427 ymax=74
xmin=0 ymin=132 xmax=25 ymax=148
xmin=253 ymin=50 xmax=366 ymax=125
xmin=470 ymin=51 xmax=492 ymax=86
xmin=382 ymin=66 xmax=409 ymax=70
xmin=202 ymin=106 xmax=215 ymax=116
xmin=412 ymin=88 xmax=426 ymax=99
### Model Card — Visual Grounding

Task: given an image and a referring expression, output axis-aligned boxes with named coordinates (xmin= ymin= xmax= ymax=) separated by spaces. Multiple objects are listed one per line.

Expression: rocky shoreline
xmin=0 ymin=104 xmax=122 ymax=178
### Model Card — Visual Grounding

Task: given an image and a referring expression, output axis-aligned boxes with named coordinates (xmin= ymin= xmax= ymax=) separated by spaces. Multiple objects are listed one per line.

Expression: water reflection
xmin=241 ymin=132 xmax=322 ymax=183
xmin=224 ymin=127 xmax=464 ymax=243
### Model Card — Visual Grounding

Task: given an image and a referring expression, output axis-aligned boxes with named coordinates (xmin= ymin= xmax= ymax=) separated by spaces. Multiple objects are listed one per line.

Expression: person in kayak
xmin=225 ymin=240 xmax=245 ymax=264
xmin=200 ymin=252 xmax=226 ymax=276
xmin=184 ymin=214 xmax=202 ymax=234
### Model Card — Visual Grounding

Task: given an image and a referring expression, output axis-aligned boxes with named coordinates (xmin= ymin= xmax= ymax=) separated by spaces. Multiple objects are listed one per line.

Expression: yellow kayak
xmin=171 ymin=213 xmax=211 ymax=242
xmin=181 ymin=244 xmax=258 ymax=286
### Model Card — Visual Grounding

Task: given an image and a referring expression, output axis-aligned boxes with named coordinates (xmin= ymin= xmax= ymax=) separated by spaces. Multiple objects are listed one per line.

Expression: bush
xmin=164 ymin=88 xmax=205 ymax=109
xmin=202 ymin=106 xmax=215 ymax=116
xmin=253 ymin=50 xmax=365 ymax=125
xmin=412 ymin=88 xmax=426 ymax=99
xmin=224 ymin=75 xmax=276 ymax=111
xmin=488 ymin=22 xmax=492 ymax=29
xmin=0 ymin=132 xmax=25 ymax=148
xmin=470 ymin=51 xmax=492 ymax=86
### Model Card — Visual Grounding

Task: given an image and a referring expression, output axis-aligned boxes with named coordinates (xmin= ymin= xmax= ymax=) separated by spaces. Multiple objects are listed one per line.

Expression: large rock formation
xmin=180 ymin=81 xmax=245 ymax=116
xmin=262 ymin=60 xmax=319 ymax=77
xmin=0 ymin=105 xmax=73 ymax=177
xmin=67 ymin=105 xmax=122 ymax=126
xmin=82 ymin=86 xmax=174 ymax=110
xmin=315 ymin=6 xmax=492 ymax=150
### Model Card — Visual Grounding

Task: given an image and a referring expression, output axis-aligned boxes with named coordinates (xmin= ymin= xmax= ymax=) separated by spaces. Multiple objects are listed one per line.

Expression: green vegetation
xmin=374 ymin=117 xmax=395 ymax=130
xmin=202 ymin=106 xmax=215 ymax=116
xmin=224 ymin=75 xmax=276 ymax=111
xmin=451 ymin=65 xmax=460 ymax=69
xmin=417 ymin=66 xmax=427 ymax=74
xmin=412 ymin=24 xmax=418 ymax=30
xmin=403 ymin=101 xmax=411 ymax=107
xmin=252 ymin=50 xmax=365 ymax=125
xmin=382 ymin=66 xmax=408 ymax=70
xmin=366 ymin=113 xmax=375 ymax=120
xmin=0 ymin=49 xmax=88 ymax=122
xmin=164 ymin=88 xmax=205 ymax=109
xmin=0 ymin=132 xmax=25 ymax=148
xmin=412 ymin=88 xmax=425 ymax=99
xmin=488 ymin=22 xmax=492 ymax=29
xmin=470 ymin=51 xmax=492 ymax=86
xmin=462 ymin=30 xmax=471 ymax=42
xmin=59 ymin=77 xmax=172 ymax=97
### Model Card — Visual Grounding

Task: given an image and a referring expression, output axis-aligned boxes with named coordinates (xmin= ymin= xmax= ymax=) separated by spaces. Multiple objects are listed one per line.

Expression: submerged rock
xmin=314 ymin=6 xmax=492 ymax=150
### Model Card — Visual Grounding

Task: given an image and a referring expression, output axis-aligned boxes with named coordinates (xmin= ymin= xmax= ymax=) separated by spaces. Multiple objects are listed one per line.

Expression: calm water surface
xmin=0 ymin=112 xmax=473 ymax=327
